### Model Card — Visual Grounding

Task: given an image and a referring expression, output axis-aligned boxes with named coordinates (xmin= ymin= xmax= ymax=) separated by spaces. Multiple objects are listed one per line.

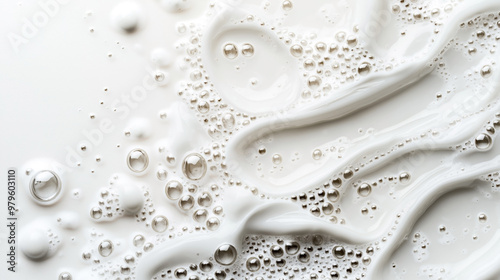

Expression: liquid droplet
xmin=214 ymin=244 xmax=237 ymax=265
xmin=127 ymin=149 xmax=149 ymax=173
xmin=182 ymin=153 xmax=207 ymax=180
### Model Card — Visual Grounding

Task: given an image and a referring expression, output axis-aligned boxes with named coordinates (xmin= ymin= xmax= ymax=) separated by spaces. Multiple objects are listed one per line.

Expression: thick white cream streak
xmin=135 ymin=1 xmax=500 ymax=279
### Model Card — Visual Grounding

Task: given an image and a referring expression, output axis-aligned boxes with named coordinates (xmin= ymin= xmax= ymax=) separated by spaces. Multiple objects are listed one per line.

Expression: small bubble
xmin=481 ymin=65 xmax=492 ymax=78
xmin=90 ymin=207 xmax=103 ymax=219
xmin=223 ymin=43 xmax=238 ymax=59
xmin=297 ymin=251 xmax=310 ymax=263
xmin=182 ymin=153 xmax=207 ymax=180
xmin=272 ymin=154 xmax=283 ymax=165
xmin=478 ymin=213 xmax=487 ymax=223
xmin=98 ymin=240 xmax=113 ymax=257
xmin=399 ymin=172 xmax=411 ymax=183
xmin=198 ymin=192 xmax=213 ymax=207
xmin=358 ymin=62 xmax=371 ymax=76
xmin=327 ymin=189 xmax=340 ymax=202
xmin=156 ymin=167 xmax=168 ymax=181
xmin=333 ymin=245 xmax=345 ymax=259
xmin=475 ymin=133 xmax=492 ymax=150
xmin=199 ymin=261 xmax=213 ymax=272
xmin=246 ymin=257 xmax=261 ymax=272
xmin=290 ymin=44 xmax=303 ymax=57
xmin=282 ymin=0 xmax=293 ymax=11
xmin=214 ymin=244 xmax=237 ymax=265
xmin=152 ymin=215 xmax=168 ymax=233
xmin=270 ymin=245 xmax=284 ymax=258
xmin=307 ymin=76 xmax=322 ymax=89
xmin=178 ymin=195 xmax=195 ymax=210
xmin=143 ymin=242 xmax=154 ymax=252
xmin=165 ymin=180 xmax=183 ymax=200
xmin=222 ymin=113 xmax=235 ymax=130
xmin=346 ymin=35 xmax=358 ymax=47
xmin=30 ymin=170 xmax=61 ymax=202
xmin=335 ymin=31 xmax=346 ymax=42
xmin=206 ymin=217 xmax=220 ymax=230
xmin=127 ymin=149 xmax=149 ymax=173
xmin=133 ymin=234 xmax=145 ymax=247
xmin=193 ymin=209 xmax=208 ymax=222
xmin=285 ymin=241 xmax=300 ymax=255
xmin=331 ymin=177 xmax=342 ymax=187
xmin=197 ymin=101 xmax=210 ymax=114
xmin=312 ymin=149 xmax=322 ymax=160
xmin=241 ymin=43 xmax=255 ymax=57
xmin=343 ymin=169 xmax=353 ymax=179
xmin=357 ymin=183 xmax=371 ymax=197
xmin=59 ymin=272 xmax=72 ymax=280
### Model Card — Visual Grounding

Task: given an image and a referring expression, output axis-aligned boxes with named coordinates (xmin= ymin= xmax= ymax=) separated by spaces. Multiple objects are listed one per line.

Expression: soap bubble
xmin=282 ymin=0 xmax=293 ymax=11
xmin=270 ymin=245 xmax=284 ymax=258
xmin=90 ymin=207 xmax=103 ymax=219
xmin=30 ymin=170 xmax=61 ymax=202
xmin=133 ymin=234 xmax=145 ymax=247
xmin=290 ymin=44 xmax=303 ymax=57
xmin=58 ymin=272 xmax=72 ymax=280
xmin=182 ymin=153 xmax=207 ymax=180
xmin=206 ymin=217 xmax=220 ymax=231
xmin=152 ymin=215 xmax=168 ymax=233
xmin=214 ymin=244 xmax=237 ymax=265
xmin=178 ymin=195 xmax=195 ymax=210
xmin=312 ymin=149 xmax=322 ymax=160
xmin=333 ymin=245 xmax=345 ymax=259
xmin=475 ymin=133 xmax=492 ymax=150
xmin=223 ymin=43 xmax=238 ymax=59
xmin=272 ymin=154 xmax=283 ymax=165
xmin=127 ymin=149 xmax=149 ymax=173
xmin=358 ymin=62 xmax=371 ymax=76
xmin=481 ymin=65 xmax=492 ymax=78
xmin=246 ymin=257 xmax=261 ymax=271
xmin=241 ymin=43 xmax=255 ymax=57
xmin=357 ymin=183 xmax=372 ymax=197
xmin=285 ymin=241 xmax=300 ymax=255
xmin=98 ymin=240 xmax=113 ymax=257
xmin=327 ymin=189 xmax=340 ymax=202
xmin=165 ymin=180 xmax=184 ymax=200
xmin=297 ymin=251 xmax=310 ymax=263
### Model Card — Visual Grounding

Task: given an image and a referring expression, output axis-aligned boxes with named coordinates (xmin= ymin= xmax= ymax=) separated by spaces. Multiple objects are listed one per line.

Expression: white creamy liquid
xmin=2 ymin=0 xmax=500 ymax=279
